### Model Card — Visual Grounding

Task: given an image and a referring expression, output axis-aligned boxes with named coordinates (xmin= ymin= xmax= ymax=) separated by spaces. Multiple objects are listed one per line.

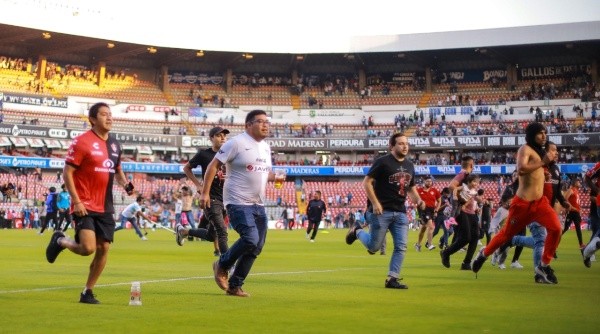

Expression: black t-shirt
xmin=367 ymin=154 xmax=415 ymax=213
xmin=188 ymin=148 xmax=224 ymax=202
xmin=306 ymin=199 xmax=326 ymax=222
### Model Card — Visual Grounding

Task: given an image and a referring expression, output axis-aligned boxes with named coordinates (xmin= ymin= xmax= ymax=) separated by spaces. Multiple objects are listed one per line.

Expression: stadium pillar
xmin=35 ymin=55 xmax=46 ymax=81
xmin=506 ymin=63 xmax=517 ymax=90
xmin=358 ymin=68 xmax=366 ymax=90
xmin=97 ymin=62 xmax=106 ymax=87
xmin=225 ymin=68 xmax=233 ymax=94
xmin=159 ymin=65 xmax=169 ymax=91
xmin=425 ymin=67 xmax=432 ymax=91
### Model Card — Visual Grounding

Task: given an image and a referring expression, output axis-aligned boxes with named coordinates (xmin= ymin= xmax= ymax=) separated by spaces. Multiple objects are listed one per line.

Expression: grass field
xmin=1 ymin=227 xmax=599 ymax=334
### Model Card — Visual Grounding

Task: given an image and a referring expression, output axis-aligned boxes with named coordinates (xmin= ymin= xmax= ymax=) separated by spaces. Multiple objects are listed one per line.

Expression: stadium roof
xmin=0 ymin=0 xmax=598 ymax=73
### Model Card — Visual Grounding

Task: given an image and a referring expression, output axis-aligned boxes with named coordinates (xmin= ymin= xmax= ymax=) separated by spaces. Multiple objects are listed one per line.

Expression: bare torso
xmin=516 ymin=145 xmax=545 ymax=201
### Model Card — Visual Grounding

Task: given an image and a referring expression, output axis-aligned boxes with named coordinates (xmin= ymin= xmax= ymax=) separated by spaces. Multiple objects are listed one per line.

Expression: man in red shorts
xmin=45 ymin=102 xmax=134 ymax=303
xmin=472 ymin=122 xmax=562 ymax=284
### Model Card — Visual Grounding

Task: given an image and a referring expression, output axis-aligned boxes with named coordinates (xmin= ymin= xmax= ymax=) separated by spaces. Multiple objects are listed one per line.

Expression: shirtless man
xmin=471 ymin=122 xmax=562 ymax=284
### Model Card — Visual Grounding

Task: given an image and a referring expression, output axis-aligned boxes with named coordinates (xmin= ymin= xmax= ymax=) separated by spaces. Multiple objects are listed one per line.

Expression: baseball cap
xmin=209 ymin=126 xmax=230 ymax=137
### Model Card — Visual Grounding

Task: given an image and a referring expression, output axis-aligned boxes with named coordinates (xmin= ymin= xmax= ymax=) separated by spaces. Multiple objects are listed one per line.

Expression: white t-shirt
xmin=490 ymin=206 xmax=508 ymax=233
xmin=215 ymin=132 xmax=272 ymax=206
xmin=174 ymin=199 xmax=183 ymax=214
xmin=122 ymin=202 xmax=142 ymax=219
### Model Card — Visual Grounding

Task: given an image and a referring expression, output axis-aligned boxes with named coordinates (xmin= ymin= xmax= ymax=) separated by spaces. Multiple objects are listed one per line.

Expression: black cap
xmin=209 ymin=126 xmax=230 ymax=137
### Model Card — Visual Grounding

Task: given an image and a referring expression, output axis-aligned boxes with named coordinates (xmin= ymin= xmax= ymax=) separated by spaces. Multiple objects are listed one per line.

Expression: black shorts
xmin=74 ymin=211 xmax=116 ymax=243
xmin=419 ymin=207 xmax=435 ymax=224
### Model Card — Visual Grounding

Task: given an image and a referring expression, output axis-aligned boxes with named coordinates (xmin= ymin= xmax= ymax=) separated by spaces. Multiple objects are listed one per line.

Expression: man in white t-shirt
xmin=200 ymin=109 xmax=276 ymax=297
xmin=115 ymin=195 xmax=152 ymax=240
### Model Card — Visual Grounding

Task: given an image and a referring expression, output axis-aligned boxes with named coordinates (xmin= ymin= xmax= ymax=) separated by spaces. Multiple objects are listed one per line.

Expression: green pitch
xmin=0 ymin=227 xmax=598 ymax=333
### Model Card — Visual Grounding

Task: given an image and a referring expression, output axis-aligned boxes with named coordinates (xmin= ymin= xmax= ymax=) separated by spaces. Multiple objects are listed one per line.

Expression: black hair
xmin=461 ymin=156 xmax=474 ymax=168
xmin=245 ymin=109 xmax=267 ymax=124
xmin=89 ymin=102 xmax=109 ymax=120
xmin=388 ymin=132 xmax=406 ymax=147
xmin=136 ymin=195 xmax=144 ymax=203
xmin=525 ymin=122 xmax=546 ymax=159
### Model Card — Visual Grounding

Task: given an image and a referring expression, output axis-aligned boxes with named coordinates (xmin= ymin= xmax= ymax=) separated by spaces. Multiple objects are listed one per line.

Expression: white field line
xmin=0 ymin=267 xmax=369 ymax=294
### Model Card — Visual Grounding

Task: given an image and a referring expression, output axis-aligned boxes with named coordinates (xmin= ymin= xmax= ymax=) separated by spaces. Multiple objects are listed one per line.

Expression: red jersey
xmin=567 ymin=187 xmax=581 ymax=212
xmin=417 ymin=186 xmax=441 ymax=208
xmin=65 ymin=130 xmax=122 ymax=214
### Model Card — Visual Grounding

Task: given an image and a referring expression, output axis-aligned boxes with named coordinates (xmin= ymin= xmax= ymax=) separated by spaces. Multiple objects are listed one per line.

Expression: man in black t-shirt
xmin=345 ymin=133 xmax=426 ymax=290
xmin=305 ymin=191 xmax=327 ymax=242
xmin=178 ymin=126 xmax=230 ymax=255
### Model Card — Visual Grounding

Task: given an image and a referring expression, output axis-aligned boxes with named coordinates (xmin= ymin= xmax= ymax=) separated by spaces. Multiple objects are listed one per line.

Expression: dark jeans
xmin=306 ymin=219 xmax=321 ymax=240
xmin=219 ymin=204 xmax=268 ymax=289
xmin=189 ymin=200 xmax=229 ymax=252
xmin=58 ymin=210 xmax=73 ymax=231
xmin=40 ymin=211 xmax=58 ymax=233
xmin=444 ymin=211 xmax=479 ymax=264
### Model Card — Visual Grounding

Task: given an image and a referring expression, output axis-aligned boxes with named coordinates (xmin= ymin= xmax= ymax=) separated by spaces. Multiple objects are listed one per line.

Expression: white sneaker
xmin=305 ymin=233 xmax=310 ymax=240
xmin=175 ymin=224 xmax=185 ymax=246
xmin=310 ymin=239 xmax=315 ymax=243
xmin=141 ymin=236 xmax=148 ymax=241
xmin=591 ymin=254 xmax=597 ymax=262
xmin=510 ymin=261 xmax=524 ymax=269
xmin=427 ymin=244 xmax=436 ymax=251
xmin=490 ymin=251 xmax=498 ymax=266
xmin=477 ymin=240 xmax=483 ymax=246
xmin=498 ymin=263 xmax=506 ymax=269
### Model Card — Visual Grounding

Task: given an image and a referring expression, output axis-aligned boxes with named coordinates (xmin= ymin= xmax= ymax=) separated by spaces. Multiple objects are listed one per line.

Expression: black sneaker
xmin=460 ymin=262 xmax=472 ymax=270
xmin=535 ymin=265 xmax=558 ymax=284
xmin=583 ymin=253 xmax=592 ymax=268
xmin=345 ymin=222 xmax=362 ymax=245
xmin=385 ymin=277 xmax=408 ymax=289
xmin=534 ymin=274 xmax=550 ymax=284
xmin=440 ymin=250 xmax=450 ymax=268
xmin=46 ymin=231 xmax=66 ymax=263
xmin=471 ymin=248 xmax=488 ymax=274
xmin=79 ymin=289 xmax=100 ymax=304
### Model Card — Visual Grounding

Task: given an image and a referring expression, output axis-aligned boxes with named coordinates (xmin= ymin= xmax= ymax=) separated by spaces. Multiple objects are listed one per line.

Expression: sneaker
xmin=427 ymin=243 xmax=436 ymax=251
xmin=460 ymin=262 xmax=472 ymax=270
xmin=440 ymin=250 xmax=450 ymax=268
xmin=583 ymin=255 xmax=591 ymax=268
xmin=46 ymin=231 xmax=66 ymax=263
xmin=175 ymin=224 xmax=185 ymax=246
xmin=535 ymin=264 xmax=558 ymax=284
xmin=380 ymin=251 xmax=386 ymax=255
xmin=305 ymin=233 xmax=310 ymax=240
xmin=226 ymin=286 xmax=249 ymax=297
xmin=141 ymin=236 xmax=148 ymax=241
xmin=310 ymin=239 xmax=315 ymax=243
xmin=497 ymin=249 xmax=508 ymax=266
xmin=510 ymin=261 xmax=524 ymax=269
xmin=213 ymin=260 xmax=229 ymax=291
xmin=490 ymin=250 xmax=498 ymax=266
xmin=384 ymin=277 xmax=408 ymax=289
xmin=414 ymin=243 xmax=421 ymax=252
xmin=213 ymin=250 xmax=220 ymax=257
xmin=345 ymin=222 xmax=362 ymax=245
xmin=471 ymin=248 xmax=488 ymax=274
xmin=534 ymin=274 xmax=550 ymax=284
xmin=498 ymin=263 xmax=506 ymax=269
xmin=583 ymin=237 xmax=600 ymax=259
xmin=79 ymin=289 xmax=100 ymax=304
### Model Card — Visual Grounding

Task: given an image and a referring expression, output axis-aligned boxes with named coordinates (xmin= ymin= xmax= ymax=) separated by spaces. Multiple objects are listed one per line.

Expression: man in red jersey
xmin=45 ymin=102 xmax=134 ymax=304
xmin=414 ymin=176 xmax=441 ymax=251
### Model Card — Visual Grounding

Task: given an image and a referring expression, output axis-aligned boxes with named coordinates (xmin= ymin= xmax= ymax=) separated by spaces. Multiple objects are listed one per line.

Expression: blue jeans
xmin=116 ymin=215 xmax=143 ymax=238
xmin=511 ymin=222 xmax=546 ymax=269
xmin=220 ymin=204 xmax=268 ymax=288
xmin=183 ymin=211 xmax=196 ymax=229
xmin=359 ymin=211 xmax=408 ymax=279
